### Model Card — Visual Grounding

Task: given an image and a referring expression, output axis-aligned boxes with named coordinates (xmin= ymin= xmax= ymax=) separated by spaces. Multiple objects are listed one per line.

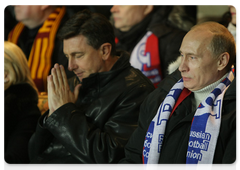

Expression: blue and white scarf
xmin=143 ymin=67 xmax=235 ymax=164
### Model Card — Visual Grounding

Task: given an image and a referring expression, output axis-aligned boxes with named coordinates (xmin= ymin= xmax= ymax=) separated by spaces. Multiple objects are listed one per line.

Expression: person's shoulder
xmin=116 ymin=51 xmax=155 ymax=89
xmin=119 ymin=66 xmax=154 ymax=90
xmin=6 ymin=83 xmax=38 ymax=99
xmin=5 ymin=83 xmax=39 ymax=109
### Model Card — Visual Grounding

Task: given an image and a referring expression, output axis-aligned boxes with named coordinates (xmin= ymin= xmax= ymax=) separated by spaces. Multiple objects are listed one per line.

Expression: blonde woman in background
xmin=4 ymin=41 xmax=41 ymax=163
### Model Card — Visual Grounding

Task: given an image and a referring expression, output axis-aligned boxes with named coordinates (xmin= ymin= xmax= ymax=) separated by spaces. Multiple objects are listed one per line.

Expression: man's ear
xmin=40 ymin=0 xmax=52 ymax=10
xmin=144 ymin=5 xmax=154 ymax=15
xmin=100 ymin=43 xmax=112 ymax=60
xmin=217 ymin=52 xmax=230 ymax=71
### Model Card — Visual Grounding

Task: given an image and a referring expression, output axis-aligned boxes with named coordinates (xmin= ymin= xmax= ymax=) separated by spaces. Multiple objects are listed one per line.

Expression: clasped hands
xmin=47 ymin=64 xmax=81 ymax=117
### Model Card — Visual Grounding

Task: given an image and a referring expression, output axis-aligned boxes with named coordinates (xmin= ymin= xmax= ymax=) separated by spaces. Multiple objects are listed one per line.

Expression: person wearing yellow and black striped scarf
xmin=8 ymin=6 xmax=75 ymax=92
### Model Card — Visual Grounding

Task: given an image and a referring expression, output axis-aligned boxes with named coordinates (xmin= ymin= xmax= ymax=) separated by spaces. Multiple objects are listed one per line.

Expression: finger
xmin=60 ymin=65 xmax=69 ymax=89
xmin=54 ymin=63 xmax=64 ymax=88
xmin=47 ymin=75 xmax=55 ymax=93
xmin=51 ymin=67 xmax=59 ymax=89
xmin=47 ymin=75 xmax=54 ymax=115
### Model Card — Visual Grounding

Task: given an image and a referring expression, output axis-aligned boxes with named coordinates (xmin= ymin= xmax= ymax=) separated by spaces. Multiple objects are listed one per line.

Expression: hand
xmin=47 ymin=64 xmax=81 ymax=117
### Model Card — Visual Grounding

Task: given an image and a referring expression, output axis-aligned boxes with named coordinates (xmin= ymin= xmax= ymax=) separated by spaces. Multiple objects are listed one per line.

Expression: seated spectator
xmin=8 ymin=5 xmax=75 ymax=92
xmin=4 ymin=41 xmax=41 ymax=163
xmin=120 ymin=21 xmax=236 ymax=164
xmin=28 ymin=10 xmax=155 ymax=163
xmin=110 ymin=5 xmax=187 ymax=87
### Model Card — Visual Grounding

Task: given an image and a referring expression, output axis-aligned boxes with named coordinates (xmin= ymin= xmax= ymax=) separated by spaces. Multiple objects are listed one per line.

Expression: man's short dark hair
xmin=58 ymin=9 xmax=116 ymax=56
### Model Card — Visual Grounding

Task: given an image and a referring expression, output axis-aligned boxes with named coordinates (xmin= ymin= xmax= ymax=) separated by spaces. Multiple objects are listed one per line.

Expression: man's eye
xmin=76 ymin=55 xmax=82 ymax=58
xmin=190 ymin=56 xmax=196 ymax=60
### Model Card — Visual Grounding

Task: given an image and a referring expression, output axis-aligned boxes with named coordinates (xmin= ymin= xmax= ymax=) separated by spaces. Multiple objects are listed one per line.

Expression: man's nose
xmin=68 ymin=58 xmax=77 ymax=71
xmin=110 ymin=5 xmax=119 ymax=13
xmin=178 ymin=56 xmax=188 ymax=73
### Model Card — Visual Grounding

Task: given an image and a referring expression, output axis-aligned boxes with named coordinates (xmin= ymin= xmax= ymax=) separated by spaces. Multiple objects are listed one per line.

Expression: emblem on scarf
xmin=130 ymin=31 xmax=162 ymax=88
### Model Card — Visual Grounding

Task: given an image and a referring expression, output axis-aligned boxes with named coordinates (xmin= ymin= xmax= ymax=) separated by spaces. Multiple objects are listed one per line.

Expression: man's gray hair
xmin=191 ymin=22 xmax=236 ymax=70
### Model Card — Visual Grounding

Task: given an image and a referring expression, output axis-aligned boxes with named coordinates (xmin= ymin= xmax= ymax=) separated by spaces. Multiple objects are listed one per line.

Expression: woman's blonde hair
xmin=4 ymin=41 xmax=38 ymax=93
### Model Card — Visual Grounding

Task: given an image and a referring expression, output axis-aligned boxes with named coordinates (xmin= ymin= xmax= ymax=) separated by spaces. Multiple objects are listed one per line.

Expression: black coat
xmin=120 ymin=70 xmax=236 ymax=163
xmin=4 ymin=83 xmax=41 ymax=163
xmin=28 ymin=51 xmax=155 ymax=163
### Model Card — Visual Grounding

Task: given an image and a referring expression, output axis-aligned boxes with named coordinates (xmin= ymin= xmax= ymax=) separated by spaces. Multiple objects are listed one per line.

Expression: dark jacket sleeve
xmin=119 ymin=88 xmax=163 ymax=163
xmin=40 ymin=84 xmax=153 ymax=163
xmin=118 ymin=104 xmax=150 ymax=163
xmin=28 ymin=114 xmax=54 ymax=162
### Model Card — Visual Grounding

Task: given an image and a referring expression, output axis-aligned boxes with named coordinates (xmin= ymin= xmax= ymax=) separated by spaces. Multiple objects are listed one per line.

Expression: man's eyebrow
xmin=71 ymin=52 xmax=84 ymax=55
xmin=64 ymin=52 xmax=84 ymax=56
xmin=179 ymin=50 xmax=196 ymax=56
